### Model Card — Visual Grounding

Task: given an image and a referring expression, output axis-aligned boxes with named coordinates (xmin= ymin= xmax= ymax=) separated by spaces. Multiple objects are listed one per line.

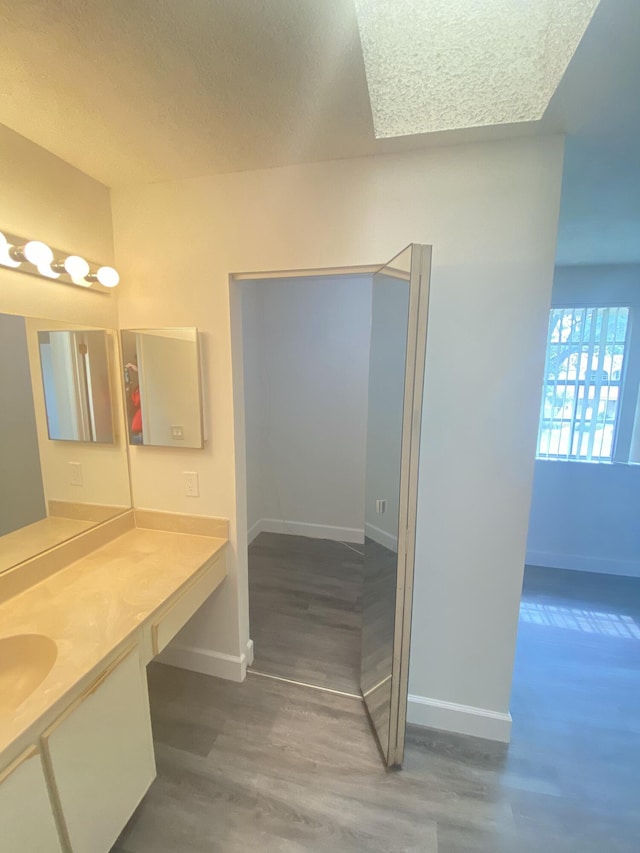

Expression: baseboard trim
xmin=248 ymin=668 xmax=361 ymax=700
xmin=364 ymin=522 xmax=398 ymax=552
xmin=526 ymin=549 xmax=640 ymax=578
xmin=158 ymin=638 xmax=255 ymax=683
xmin=247 ymin=520 xmax=262 ymax=544
xmin=249 ymin=518 xmax=364 ymax=544
xmin=407 ymin=694 xmax=512 ymax=743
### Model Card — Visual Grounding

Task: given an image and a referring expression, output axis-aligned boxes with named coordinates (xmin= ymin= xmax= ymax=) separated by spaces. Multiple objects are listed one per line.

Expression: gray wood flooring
xmin=113 ymin=548 xmax=640 ymax=852
xmin=248 ymin=532 xmax=363 ymax=693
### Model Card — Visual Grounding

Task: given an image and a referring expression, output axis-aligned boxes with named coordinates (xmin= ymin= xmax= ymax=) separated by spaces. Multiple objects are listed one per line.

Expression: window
xmin=536 ymin=306 xmax=630 ymax=462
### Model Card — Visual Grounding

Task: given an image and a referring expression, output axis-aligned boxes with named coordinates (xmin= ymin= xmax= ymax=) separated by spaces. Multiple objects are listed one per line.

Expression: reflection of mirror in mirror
xmin=360 ymin=245 xmax=412 ymax=760
xmin=121 ymin=328 xmax=203 ymax=449
xmin=37 ymin=330 xmax=114 ymax=443
xmin=0 ymin=313 xmax=131 ymax=575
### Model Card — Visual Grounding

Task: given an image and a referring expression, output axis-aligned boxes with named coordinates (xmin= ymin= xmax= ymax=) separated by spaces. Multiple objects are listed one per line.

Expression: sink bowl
xmin=0 ymin=633 xmax=57 ymax=715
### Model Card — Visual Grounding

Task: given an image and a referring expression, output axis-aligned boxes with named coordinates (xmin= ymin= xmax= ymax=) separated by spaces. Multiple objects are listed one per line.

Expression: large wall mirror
xmin=120 ymin=328 xmax=203 ymax=449
xmin=0 ymin=313 xmax=131 ymax=574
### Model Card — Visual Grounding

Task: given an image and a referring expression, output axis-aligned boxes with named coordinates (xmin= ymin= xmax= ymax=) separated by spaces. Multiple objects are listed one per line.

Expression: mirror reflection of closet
xmin=360 ymin=244 xmax=432 ymax=768
xmin=37 ymin=329 xmax=114 ymax=443
xmin=120 ymin=329 xmax=203 ymax=449
xmin=0 ymin=313 xmax=131 ymax=574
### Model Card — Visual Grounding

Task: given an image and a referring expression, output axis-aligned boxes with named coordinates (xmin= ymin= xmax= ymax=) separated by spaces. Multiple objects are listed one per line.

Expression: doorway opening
xmin=514 ymin=291 xmax=640 ymax=815
xmin=239 ymin=269 xmax=372 ymax=697
xmin=230 ymin=245 xmax=432 ymax=767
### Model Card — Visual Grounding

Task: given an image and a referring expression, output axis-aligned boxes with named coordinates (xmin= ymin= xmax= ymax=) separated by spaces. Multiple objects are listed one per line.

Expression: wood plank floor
xmin=113 ymin=555 xmax=640 ymax=852
xmin=248 ymin=532 xmax=364 ymax=693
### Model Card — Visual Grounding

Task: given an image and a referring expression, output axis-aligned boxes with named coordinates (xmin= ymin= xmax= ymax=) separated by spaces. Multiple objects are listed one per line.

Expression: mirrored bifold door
xmin=360 ymin=244 xmax=432 ymax=768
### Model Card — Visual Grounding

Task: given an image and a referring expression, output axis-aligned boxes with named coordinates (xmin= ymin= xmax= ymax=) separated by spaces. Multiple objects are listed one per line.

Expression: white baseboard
xmin=526 ymin=549 xmax=640 ymax=578
xmin=407 ymin=694 xmax=512 ymax=743
xmin=364 ymin=522 xmax=398 ymax=552
xmin=158 ymin=637 xmax=255 ymax=683
xmin=247 ymin=519 xmax=262 ymax=544
xmin=250 ymin=517 xmax=364 ymax=544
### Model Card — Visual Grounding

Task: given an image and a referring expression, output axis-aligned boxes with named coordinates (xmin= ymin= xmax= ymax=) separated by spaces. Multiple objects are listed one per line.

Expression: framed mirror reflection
xmin=37 ymin=329 xmax=114 ymax=443
xmin=120 ymin=328 xmax=204 ymax=449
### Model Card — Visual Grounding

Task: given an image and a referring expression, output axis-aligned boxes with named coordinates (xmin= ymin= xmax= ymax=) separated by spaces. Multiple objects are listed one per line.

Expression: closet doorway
xmin=239 ymin=270 xmax=371 ymax=698
xmin=231 ymin=245 xmax=431 ymax=766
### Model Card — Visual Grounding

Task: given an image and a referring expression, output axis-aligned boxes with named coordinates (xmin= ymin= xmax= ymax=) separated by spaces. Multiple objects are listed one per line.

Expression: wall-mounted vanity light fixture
xmin=0 ymin=229 xmax=119 ymax=290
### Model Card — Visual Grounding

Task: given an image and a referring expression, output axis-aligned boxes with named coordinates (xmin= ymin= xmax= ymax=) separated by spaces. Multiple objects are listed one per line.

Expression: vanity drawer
xmin=151 ymin=552 xmax=226 ymax=655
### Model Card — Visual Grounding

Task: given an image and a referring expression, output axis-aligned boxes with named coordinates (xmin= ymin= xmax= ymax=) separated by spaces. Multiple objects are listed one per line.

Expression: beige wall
xmin=0 ymin=123 xmax=117 ymax=327
xmin=0 ymin=126 xmax=130 ymax=540
xmin=112 ymin=136 xmax=564 ymax=730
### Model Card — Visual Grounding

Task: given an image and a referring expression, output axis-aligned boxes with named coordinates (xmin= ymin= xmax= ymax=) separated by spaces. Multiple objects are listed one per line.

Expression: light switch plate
xmin=69 ymin=462 xmax=83 ymax=487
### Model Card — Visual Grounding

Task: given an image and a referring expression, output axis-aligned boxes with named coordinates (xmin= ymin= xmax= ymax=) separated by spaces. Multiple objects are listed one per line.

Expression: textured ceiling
xmin=0 ymin=0 xmax=601 ymax=188
xmin=354 ymin=0 xmax=601 ymax=137
xmin=0 ymin=0 xmax=638 ymax=263
xmin=0 ymin=0 xmax=377 ymax=186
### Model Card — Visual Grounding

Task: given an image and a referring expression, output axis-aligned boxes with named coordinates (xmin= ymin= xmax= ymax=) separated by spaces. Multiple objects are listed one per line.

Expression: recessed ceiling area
xmin=354 ymin=0 xmax=601 ymax=138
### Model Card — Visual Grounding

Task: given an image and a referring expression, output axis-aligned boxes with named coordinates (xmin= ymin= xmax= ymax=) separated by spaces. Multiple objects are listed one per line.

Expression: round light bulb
xmin=0 ymin=232 xmax=21 ymax=268
xmin=64 ymin=255 xmax=90 ymax=281
xmin=24 ymin=240 xmax=54 ymax=266
xmin=38 ymin=263 xmax=60 ymax=280
xmin=96 ymin=266 xmax=120 ymax=288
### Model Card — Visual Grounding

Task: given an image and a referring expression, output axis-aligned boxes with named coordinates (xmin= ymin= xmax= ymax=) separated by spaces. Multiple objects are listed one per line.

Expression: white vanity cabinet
xmin=42 ymin=646 xmax=156 ymax=853
xmin=0 ymin=746 xmax=63 ymax=852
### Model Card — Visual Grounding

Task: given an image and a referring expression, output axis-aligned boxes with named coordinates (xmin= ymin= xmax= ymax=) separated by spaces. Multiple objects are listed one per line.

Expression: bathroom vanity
xmin=0 ymin=303 xmax=226 ymax=849
xmin=0 ymin=510 xmax=228 ymax=852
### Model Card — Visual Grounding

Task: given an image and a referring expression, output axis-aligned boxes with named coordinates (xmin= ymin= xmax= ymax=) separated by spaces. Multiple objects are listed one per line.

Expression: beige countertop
xmin=0 ymin=526 xmax=227 ymax=761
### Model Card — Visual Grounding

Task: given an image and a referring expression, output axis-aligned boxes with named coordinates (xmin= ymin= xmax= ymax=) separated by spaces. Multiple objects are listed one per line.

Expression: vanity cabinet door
xmin=42 ymin=646 xmax=156 ymax=853
xmin=0 ymin=746 xmax=63 ymax=852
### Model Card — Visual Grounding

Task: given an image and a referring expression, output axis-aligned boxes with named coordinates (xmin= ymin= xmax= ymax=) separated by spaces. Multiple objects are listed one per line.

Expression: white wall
xmin=364 ymin=265 xmax=411 ymax=552
xmin=240 ymin=281 xmax=266 ymax=535
xmin=241 ymin=275 xmax=371 ymax=544
xmin=112 ymin=136 xmax=564 ymax=734
xmin=527 ymin=461 xmax=640 ymax=576
xmin=526 ymin=263 xmax=640 ymax=577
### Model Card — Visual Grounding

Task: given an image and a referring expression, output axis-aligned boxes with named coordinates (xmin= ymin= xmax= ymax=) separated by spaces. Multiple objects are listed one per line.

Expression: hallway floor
xmin=248 ymin=532 xmax=364 ymax=693
xmin=113 ymin=551 xmax=640 ymax=852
